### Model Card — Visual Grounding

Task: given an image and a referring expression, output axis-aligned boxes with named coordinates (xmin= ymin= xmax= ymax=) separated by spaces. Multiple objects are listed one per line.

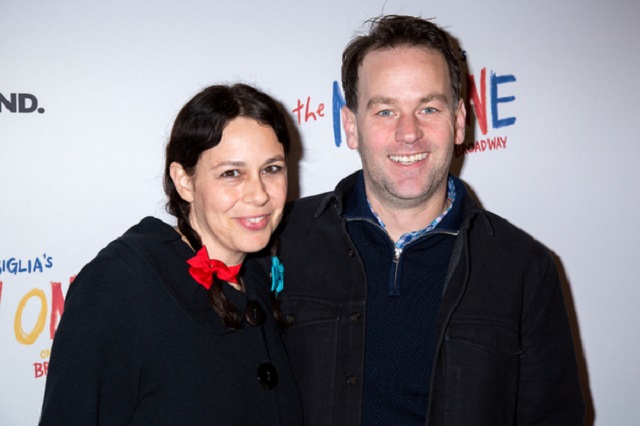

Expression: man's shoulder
xmin=470 ymin=206 xmax=551 ymax=259
xmin=285 ymin=171 xmax=359 ymax=220
xmin=286 ymin=190 xmax=336 ymax=219
xmin=289 ymin=191 xmax=332 ymax=206
xmin=277 ymin=190 xmax=345 ymax=243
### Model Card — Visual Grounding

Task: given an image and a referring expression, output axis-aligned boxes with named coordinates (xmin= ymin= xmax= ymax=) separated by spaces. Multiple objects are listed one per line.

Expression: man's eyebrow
xmin=421 ymin=93 xmax=450 ymax=104
xmin=366 ymin=93 xmax=450 ymax=110
xmin=367 ymin=96 xmax=396 ymax=108
xmin=366 ymin=96 xmax=397 ymax=110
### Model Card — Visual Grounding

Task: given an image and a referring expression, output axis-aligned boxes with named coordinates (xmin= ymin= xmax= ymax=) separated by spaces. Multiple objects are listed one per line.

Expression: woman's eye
xmin=263 ymin=165 xmax=283 ymax=175
xmin=220 ymin=170 xmax=240 ymax=178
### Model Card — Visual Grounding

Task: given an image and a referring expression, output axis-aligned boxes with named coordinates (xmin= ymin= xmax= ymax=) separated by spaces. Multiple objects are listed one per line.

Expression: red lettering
xmin=468 ymin=68 xmax=488 ymax=135
xmin=291 ymin=96 xmax=325 ymax=124
xmin=304 ymin=97 xmax=317 ymax=122
xmin=50 ymin=281 xmax=65 ymax=338
xmin=34 ymin=362 xmax=49 ymax=378
xmin=455 ymin=135 xmax=508 ymax=157
xmin=291 ymin=98 xmax=304 ymax=125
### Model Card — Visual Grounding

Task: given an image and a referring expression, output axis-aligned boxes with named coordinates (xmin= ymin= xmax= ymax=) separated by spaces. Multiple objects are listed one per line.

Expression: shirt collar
xmin=369 ymin=177 xmax=457 ymax=248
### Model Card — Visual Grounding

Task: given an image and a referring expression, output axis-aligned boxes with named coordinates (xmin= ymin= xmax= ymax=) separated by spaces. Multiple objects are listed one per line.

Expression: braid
xmin=178 ymin=216 xmax=243 ymax=329
xmin=208 ymin=279 xmax=244 ymax=329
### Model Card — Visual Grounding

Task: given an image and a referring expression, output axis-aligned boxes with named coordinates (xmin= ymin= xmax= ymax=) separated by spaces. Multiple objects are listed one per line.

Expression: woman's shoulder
xmin=70 ymin=217 xmax=183 ymax=292
xmin=97 ymin=216 xmax=181 ymax=262
xmin=117 ymin=216 xmax=179 ymax=246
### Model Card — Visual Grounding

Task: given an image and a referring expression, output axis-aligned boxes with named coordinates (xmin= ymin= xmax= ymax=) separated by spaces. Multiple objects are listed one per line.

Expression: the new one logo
xmin=330 ymin=66 xmax=517 ymax=150
xmin=0 ymin=93 xmax=45 ymax=113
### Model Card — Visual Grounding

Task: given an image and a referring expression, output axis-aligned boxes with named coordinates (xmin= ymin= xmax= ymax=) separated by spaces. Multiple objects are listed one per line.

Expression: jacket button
xmin=346 ymin=375 xmax=357 ymax=385
xmin=286 ymin=314 xmax=295 ymax=326
xmin=245 ymin=301 xmax=266 ymax=326
xmin=257 ymin=363 xmax=279 ymax=389
xmin=350 ymin=312 xmax=361 ymax=321
xmin=347 ymin=249 xmax=355 ymax=257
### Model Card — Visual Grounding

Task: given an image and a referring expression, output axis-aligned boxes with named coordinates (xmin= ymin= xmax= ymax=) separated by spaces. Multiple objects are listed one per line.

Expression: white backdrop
xmin=2 ymin=1 xmax=639 ymax=424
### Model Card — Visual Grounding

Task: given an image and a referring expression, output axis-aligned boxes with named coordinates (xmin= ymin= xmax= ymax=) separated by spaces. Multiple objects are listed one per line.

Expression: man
xmin=273 ymin=15 xmax=584 ymax=425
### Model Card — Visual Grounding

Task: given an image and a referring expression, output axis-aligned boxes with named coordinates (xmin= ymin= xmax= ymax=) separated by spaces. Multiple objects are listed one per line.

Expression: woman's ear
xmin=169 ymin=162 xmax=194 ymax=203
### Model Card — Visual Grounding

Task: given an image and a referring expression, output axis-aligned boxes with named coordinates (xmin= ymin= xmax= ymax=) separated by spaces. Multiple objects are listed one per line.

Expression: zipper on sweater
xmin=394 ymin=247 xmax=402 ymax=262
xmin=387 ymin=230 xmax=459 ymax=297
xmin=388 ymin=247 xmax=403 ymax=296
xmin=346 ymin=215 xmax=459 ymax=297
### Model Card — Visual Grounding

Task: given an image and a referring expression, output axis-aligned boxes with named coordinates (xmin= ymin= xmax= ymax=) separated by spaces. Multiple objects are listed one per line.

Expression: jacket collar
xmin=314 ymin=170 xmax=495 ymax=237
xmin=314 ymin=170 xmax=360 ymax=218
xmin=459 ymin=186 xmax=495 ymax=236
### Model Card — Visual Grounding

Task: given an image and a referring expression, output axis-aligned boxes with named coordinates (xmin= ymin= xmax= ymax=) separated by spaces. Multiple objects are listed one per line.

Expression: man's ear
xmin=342 ymin=106 xmax=359 ymax=150
xmin=454 ymin=100 xmax=467 ymax=146
xmin=169 ymin=162 xmax=194 ymax=203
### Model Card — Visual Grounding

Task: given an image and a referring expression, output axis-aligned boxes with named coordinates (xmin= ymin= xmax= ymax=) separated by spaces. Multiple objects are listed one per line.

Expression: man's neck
xmin=367 ymin=191 xmax=450 ymax=243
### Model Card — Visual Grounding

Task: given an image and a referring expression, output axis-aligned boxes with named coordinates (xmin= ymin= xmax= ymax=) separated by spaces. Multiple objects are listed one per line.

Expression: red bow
xmin=186 ymin=246 xmax=241 ymax=289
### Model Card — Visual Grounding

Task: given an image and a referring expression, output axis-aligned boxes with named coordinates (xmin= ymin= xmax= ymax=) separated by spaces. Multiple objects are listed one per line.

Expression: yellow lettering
xmin=15 ymin=289 xmax=48 ymax=345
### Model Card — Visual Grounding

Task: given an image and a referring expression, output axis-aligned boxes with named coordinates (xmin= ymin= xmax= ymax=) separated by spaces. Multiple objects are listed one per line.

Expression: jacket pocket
xmin=279 ymin=297 xmax=341 ymax=425
xmin=445 ymin=318 xmax=524 ymax=355
xmin=280 ymin=297 xmax=340 ymax=329
xmin=440 ymin=319 xmax=523 ymax=425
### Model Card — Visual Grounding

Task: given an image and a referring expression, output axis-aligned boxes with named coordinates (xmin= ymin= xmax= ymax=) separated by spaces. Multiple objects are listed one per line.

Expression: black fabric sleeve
xmin=516 ymin=253 xmax=585 ymax=425
xmin=39 ymin=252 xmax=153 ymax=425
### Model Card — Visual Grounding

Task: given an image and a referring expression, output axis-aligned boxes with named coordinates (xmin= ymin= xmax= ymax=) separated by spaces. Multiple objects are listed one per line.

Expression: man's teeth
xmin=389 ymin=153 xmax=427 ymax=164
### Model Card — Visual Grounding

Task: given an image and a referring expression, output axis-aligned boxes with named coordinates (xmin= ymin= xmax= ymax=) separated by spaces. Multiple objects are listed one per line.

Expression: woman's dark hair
xmin=163 ymin=83 xmax=290 ymax=328
xmin=342 ymin=15 xmax=462 ymax=112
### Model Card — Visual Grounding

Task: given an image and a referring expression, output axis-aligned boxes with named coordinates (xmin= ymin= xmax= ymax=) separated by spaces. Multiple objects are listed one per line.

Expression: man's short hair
xmin=341 ymin=15 xmax=462 ymax=111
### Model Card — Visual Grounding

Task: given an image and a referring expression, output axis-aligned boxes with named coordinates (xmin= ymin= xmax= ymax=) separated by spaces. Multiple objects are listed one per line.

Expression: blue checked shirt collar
xmin=369 ymin=177 xmax=457 ymax=249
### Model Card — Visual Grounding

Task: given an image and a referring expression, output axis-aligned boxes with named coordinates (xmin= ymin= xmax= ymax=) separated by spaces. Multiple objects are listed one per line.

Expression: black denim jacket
xmin=259 ymin=171 xmax=584 ymax=426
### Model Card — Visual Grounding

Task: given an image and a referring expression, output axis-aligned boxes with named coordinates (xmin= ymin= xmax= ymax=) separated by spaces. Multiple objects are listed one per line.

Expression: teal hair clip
xmin=270 ymin=256 xmax=284 ymax=297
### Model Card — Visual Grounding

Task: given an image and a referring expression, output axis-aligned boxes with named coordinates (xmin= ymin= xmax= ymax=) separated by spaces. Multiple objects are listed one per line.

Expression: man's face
xmin=343 ymin=46 xmax=466 ymax=210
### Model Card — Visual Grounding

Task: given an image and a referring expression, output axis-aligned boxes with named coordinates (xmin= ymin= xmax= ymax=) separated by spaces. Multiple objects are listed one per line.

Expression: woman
xmin=39 ymin=84 xmax=302 ymax=425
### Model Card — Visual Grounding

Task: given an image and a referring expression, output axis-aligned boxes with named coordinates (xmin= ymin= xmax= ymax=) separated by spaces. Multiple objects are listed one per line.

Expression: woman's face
xmin=171 ymin=117 xmax=287 ymax=265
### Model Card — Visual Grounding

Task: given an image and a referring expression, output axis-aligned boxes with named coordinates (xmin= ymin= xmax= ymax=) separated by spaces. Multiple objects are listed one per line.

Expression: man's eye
xmin=422 ymin=107 xmax=438 ymax=114
xmin=376 ymin=109 xmax=393 ymax=117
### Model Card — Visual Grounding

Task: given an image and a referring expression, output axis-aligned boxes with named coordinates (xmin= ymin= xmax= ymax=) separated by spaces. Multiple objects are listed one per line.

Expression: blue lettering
xmin=0 ymin=254 xmax=54 ymax=274
xmin=332 ymin=81 xmax=346 ymax=147
xmin=33 ymin=258 xmax=43 ymax=273
xmin=491 ymin=72 xmax=517 ymax=129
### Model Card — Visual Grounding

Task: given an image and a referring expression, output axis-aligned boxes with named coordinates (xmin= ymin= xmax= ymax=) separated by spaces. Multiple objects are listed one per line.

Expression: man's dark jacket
xmin=268 ymin=171 xmax=584 ymax=425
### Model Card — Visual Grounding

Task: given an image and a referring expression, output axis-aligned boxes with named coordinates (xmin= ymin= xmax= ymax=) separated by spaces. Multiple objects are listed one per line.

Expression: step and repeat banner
xmin=2 ymin=1 xmax=639 ymax=424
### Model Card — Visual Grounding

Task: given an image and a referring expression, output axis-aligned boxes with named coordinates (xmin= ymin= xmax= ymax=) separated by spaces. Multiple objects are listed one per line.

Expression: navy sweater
xmin=344 ymin=173 xmax=464 ymax=425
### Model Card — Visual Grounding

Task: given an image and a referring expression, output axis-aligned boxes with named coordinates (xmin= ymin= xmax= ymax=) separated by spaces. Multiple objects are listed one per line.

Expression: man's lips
xmin=389 ymin=152 xmax=427 ymax=165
